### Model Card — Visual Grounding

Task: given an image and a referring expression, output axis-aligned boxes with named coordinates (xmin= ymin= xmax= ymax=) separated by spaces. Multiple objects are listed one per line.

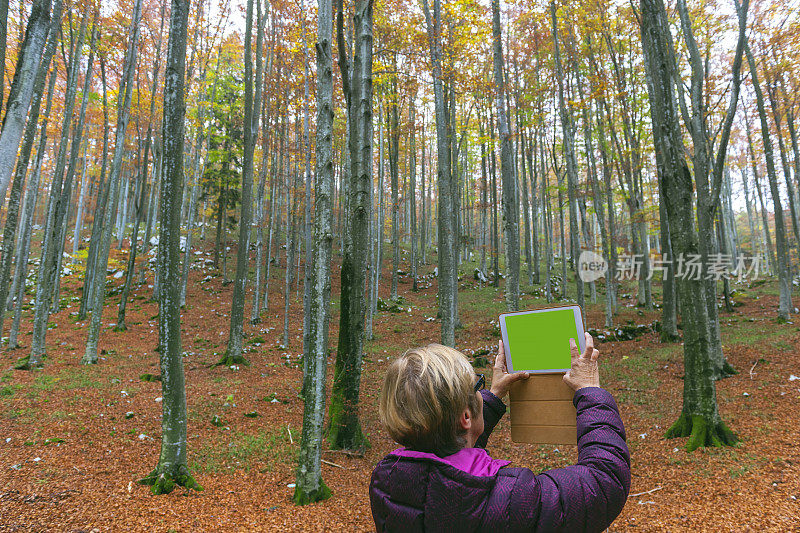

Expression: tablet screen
xmin=501 ymin=306 xmax=584 ymax=373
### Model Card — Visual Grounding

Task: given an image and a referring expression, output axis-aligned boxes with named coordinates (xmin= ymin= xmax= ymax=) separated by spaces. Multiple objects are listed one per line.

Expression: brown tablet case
xmin=508 ymin=373 xmax=577 ymax=445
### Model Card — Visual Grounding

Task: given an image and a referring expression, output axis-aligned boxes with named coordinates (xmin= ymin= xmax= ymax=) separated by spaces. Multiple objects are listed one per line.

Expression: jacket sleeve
xmin=475 ymin=389 xmax=506 ymax=449
xmin=509 ymin=387 xmax=631 ymax=533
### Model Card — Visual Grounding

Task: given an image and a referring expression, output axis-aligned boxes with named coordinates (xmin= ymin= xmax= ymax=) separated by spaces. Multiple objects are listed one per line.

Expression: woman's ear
xmin=458 ymin=407 xmax=472 ymax=432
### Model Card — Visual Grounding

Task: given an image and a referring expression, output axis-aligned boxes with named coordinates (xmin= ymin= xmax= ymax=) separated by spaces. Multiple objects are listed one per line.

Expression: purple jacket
xmin=369 ymin=387 xmax=630 ymax=532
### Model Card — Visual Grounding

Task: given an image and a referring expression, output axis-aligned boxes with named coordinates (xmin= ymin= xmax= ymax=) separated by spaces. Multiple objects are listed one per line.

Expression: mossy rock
xmin=376 ymin=298 xmax=405 ymax=313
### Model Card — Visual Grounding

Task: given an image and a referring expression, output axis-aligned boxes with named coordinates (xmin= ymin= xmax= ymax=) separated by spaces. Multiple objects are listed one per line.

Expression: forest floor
xmin=1 ymin=244 xmax=799 ymax=532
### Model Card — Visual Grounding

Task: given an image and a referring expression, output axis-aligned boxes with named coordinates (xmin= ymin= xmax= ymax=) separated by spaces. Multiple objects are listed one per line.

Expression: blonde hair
xmin=379 ymin=344 xmax=480 ymax=456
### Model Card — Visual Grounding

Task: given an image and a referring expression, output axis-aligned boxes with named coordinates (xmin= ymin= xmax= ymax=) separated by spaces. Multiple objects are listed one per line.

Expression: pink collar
xmin=390 ymin=447 xmax=511 ymax=477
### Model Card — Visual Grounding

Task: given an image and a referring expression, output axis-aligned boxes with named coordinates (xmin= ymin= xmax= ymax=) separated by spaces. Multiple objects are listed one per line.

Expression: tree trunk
xmin=641 ymin=0 xmax=736 ymax=451
xmin=219 ymin=0 xmax=262 ymax=365
xmin=0 ymin=0 xmax=8 ymax=116
xmin=577 ymin=72 xmax=615 ymax=328
xmin=529 ymin=126 xmax=541 ymax=285
xmin=409 ymin=95 xmax=418 ymax=291
xmin=745 ymin=41 xmax=792 ymax=320
xmin=489 ymin=110 xmax=499 ymax=287
xmin=293 ymin=0 xmax=334 ymax=504
xmin=478 ymin=115 xmax=488 ymax=276
xmin=252 ymin=17 xmax=273 ymax=322
xmin=518 ymin=126 xmax=532 ymax=287
xmin=746 ymin=116 xmax=775 ymax=274
xmin=0 ymin=0 xmax=52 ymax=209
xmin=421 ymin=0 xmax=456 ymax=346
xmin=493 ymin=0 xmax=519 ymax=311
xmin=82 ymin=0 xmax=141 ymax=365
xmin=138 ymin=0 xmax=201 ymax=495
xmin=551 ymin=2 xmax=583 ymax=309
xmin=0 ymin=3 xmax=60 ymax=341
xmin=420 ymin=111 xmax=427 ymax=266
xmin=23 ymin=9 xmax=88 ymax=369
xmin=79 ymin=59 xmax=111 ymax=319
xmin=389 ymin=80 xmax=400 ymax=301
xmin=328 ymin=0 xmax=373 ymax=450
xmin=71 ymin=138 xmax=90 ymax=262
xmin=116 ymin=164 xmax=147 ymax=332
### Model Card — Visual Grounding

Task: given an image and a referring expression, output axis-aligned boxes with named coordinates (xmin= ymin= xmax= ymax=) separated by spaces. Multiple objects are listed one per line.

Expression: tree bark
xmin=328 ymin=0 xmax=374 ymax=450
xmin=421 ymin=0 xmax=456 ymax=346
xmin=82 ymin=0 xmax=142 ymax=365
xmin=551 ymin=2 xmax=584 ymax=309
xmin=293 ymin=0 xmax=335 ymax=504
xmin=641 ymin=0 xmax=736 ymax=451
xmin=219 ymin=0 xmax=262 ymax=366
xmin=78 ymin=58 xmax=111 ymax=319
xmin=389 ymin=76 xmax=400 ymax=301
xmin=0 ymin=0 xmax=52 ymax=209
xmin=24 ymin=9 xmax=88 ymax=369
xmin=139 ymin=0 xmax=202 ymax=495
xmin=493 ymin=0 xmax=519 ymax=311
xmin=0 ymin=2 xmax=60 ymax=341
xmin=409 ymin=94 xmax=418 ymax=291
xmin=745 ymin=40 xmax=792 ymax=320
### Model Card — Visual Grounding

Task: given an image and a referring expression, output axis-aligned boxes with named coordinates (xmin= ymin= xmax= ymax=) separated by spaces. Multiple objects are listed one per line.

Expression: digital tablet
xmin=499 ymin=305 xmax=586 ymax=373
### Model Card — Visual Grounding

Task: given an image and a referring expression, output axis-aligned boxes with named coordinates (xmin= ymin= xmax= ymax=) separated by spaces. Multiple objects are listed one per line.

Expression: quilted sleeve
xmin=475 ymin=389 xmax=506 ymax=449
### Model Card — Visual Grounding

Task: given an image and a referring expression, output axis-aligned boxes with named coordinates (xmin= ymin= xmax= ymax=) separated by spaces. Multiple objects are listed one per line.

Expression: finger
xmin=563 ymin=371 xmax=572 ymax=384
xmin=569 ymin=339 xmax=581 ymax=362
xmin=583 ymin=333 xmax=594 ymax=359
xmin=510 ymin=371 xmax=530 ymax=382
xmin=569 ymin=338 xmax=579 ymax=360
xmin=495 ymin=340 xmax=506 ymax=372
xmin=591 ymin=348 xmax=599 ymax=361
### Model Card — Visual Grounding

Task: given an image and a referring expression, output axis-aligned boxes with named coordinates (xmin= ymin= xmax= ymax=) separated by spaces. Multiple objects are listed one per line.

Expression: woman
xmin=369 ymin=333 xmax=630 ymax=532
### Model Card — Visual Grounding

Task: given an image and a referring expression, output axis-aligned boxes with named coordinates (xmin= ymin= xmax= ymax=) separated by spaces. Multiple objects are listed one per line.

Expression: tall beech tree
xmin=22 ymin=11 xmax=90 ymax=370
xmin=674 ymin=0 xmax=747 ymax=377
xmin=493 ymin=0 xmax=520 ymax=311
xmin=219 ymin=0 xmax=264 ymax=366
xmin=745 ymin=39 xmax=793 ymax=321
xmin=551 ymin=1 xmax=583 ymax=309
xmin=0 ymin=0 xmax=62 ymax=340
xmin=0 ymin=0 xmax=52 ymax=209
xmin=422 ymin=0 xmax=457 ymax=346
xmin=139 ymin=0 xmax=202 ymax=495
xmin=294 ymin=0 xmax=334 ymax=504
xmin=641 ymin=0 xmax=736 ymax=450
xmin=328 ymin=0 xmax=374 ymax=450
xmin=83 ymin=0 xmax=143 ymax=365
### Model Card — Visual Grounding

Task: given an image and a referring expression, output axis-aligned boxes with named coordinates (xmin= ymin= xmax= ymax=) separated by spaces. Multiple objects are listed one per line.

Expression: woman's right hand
xmin=563 ymin=332 xmax=601 ymax=392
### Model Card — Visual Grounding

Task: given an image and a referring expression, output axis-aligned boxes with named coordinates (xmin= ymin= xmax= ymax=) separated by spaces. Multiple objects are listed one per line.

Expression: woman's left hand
xmin=489 ymin=339 xmax=530 ymax=399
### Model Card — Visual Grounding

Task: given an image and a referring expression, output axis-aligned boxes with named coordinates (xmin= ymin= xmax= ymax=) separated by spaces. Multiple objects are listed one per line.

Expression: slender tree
xmin=8 ymin=67 xmax=57 ymax=350
xmin=139 ymin=0 xmax=202 ymax=495
xmin=219 ymin=0 xmax=263 ymax=366
xmin=22 ymin=11 xmax=89 ymax=370
xmin=745 ymin=39 xmax=792 ymax=320
xmin=409 ymin=92 xmax=418 ymax=291
xmin=82 ymin=0 xmax=142 ymax=365
xmin=294 ymin=0 xmax=335 ymax=504
xmin=421 ymin=0 xmax=456 ymax=346
xmin=551 ymin=1 xmax=583 ymax=309
xmin=0 ymin=0 xmax=61 ymax=340
xmin=0 ymin=0 xmax=52 ymax=209
xmin=493 ymin=0 xmax=519 ymax=311
xmin=328 ymin=0 xmax=374 ymax=450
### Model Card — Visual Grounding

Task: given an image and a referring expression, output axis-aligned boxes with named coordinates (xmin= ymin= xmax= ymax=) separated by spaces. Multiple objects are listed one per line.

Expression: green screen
xmin=504 ymin=308 xmax=578 ymax=372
